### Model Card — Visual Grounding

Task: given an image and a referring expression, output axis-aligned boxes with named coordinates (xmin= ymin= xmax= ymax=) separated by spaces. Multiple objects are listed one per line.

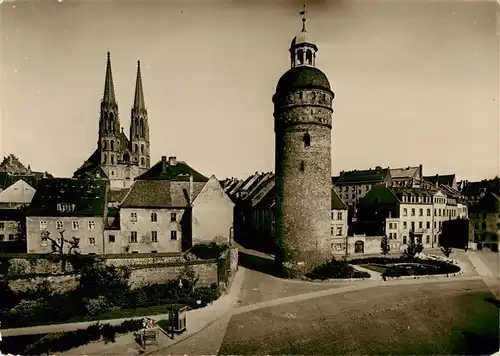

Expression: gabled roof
xmin=120 ymin=180 xmax=206 ymax=208
xmin=424 ymin=174 xmax=455 ymax=187
xmin=26 ymin=178 xmax=108 ymax=217
xmin=0 ymin=179 xmax=36 ymax=204
xmin=331 ymin=189 xmax=347 ymax=210
xmin=136 ymin=158 xmax=209 ymax=182
xmin=461 ymin=178 xmax=500 ymax=197
xmin=73 ymin=149 xmax=102 ymax=178
xmin=439 ymin=184 xmax=461 ymax=199
xmin=358 ymin=185 xmax=400 ymax=206
xmin=109 ymin=188 xmax=130 ymax=203
xmin=335 ymin=167 xmax=390 ymax=185
xmin=390 ymin=166 xmax=421 ymax=180
xmin=0 ymin=171 xmax=51 ymax=191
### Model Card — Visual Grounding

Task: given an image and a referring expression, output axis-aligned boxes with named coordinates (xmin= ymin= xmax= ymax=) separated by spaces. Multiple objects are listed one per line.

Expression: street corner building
xmin=272 ymin=12 xmax=334 ymax=276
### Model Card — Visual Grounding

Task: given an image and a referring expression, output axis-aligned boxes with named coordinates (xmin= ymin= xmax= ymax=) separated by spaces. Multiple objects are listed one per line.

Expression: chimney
xmin=161 ymin=156 xmax=167 ymax=173
xmin=168 ymin=156 xmax=177 ymax=166
xmin=419 ymin=164 xmax=423 ymax=177
xmin=189 ymin=174 xmax=194 ymax=205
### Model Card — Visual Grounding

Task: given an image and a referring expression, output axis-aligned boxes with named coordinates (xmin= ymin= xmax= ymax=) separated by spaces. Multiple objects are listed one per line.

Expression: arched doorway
xmin=355 ymin=240 xmax=364 ymax=254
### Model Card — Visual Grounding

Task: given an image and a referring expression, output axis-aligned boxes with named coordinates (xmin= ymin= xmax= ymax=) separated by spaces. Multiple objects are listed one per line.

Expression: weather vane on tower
xmin=299 ymin=4 xmax=308 ymax=32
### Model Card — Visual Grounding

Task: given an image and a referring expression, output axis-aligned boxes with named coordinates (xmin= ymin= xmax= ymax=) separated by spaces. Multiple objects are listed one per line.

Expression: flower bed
xmin=305 ymin=258 xmax=371 ymax=280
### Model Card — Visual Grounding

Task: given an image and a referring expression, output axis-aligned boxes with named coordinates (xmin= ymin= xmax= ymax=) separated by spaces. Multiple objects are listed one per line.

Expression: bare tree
xmin=41 ymin=230 xmax=80 ymax=255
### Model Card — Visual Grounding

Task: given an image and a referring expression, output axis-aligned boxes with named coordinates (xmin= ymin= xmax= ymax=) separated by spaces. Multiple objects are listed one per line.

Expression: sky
xmin=1 ymin=0 xmax=499 ymax=182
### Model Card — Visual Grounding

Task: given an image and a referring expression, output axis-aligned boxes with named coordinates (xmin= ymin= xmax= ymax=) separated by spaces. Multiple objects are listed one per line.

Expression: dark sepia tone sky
xmin=1 ymin=0 xmax=498 ymax=181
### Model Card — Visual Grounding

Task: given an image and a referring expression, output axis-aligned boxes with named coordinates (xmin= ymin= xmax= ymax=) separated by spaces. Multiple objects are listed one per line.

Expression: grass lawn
xmin=64 ymin=303 xmax=188 ymax=324
xmin=219 ymin=280 xmax=499 ymax=355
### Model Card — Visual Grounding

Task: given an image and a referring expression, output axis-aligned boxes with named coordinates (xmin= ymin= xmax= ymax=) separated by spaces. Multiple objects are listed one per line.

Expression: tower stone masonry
xmin=273 ymin=8 xmax=334 ymax=276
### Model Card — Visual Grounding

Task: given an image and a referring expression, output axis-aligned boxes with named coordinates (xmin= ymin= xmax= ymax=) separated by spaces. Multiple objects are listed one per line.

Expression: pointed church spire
xmin=103 ymin=51 xmax=116 ymax=104
xmin=133 ymin=60 xmax=146 ymax=110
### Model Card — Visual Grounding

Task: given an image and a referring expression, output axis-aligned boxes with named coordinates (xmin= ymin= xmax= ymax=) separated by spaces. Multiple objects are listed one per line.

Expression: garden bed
xmin=350 ymin=257 xmax=461 ymax=278
xmin=305 ymin=258 xmax=371 ymax=280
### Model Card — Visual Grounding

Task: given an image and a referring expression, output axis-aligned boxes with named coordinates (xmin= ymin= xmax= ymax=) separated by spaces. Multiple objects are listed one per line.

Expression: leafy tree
xmin=77 ymin=263 xmax=131 ymax=307
xmin=403 ymin=239 xmax=418 ymax=261
xmin=441 ymin=246 xmax=453 ymax=258
xmin=415 ymin=242 xmax=424 ymax=255
xmin=380 ymin=235 xmax=391 ymax=261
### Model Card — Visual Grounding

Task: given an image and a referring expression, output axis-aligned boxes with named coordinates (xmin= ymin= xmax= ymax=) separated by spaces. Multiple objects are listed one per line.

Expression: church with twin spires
xmin=73 ymin=52 xmax=151 ymax=190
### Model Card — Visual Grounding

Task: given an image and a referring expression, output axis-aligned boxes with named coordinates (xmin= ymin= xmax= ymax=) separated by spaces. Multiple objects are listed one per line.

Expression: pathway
xmin=466 ymin=251 xmax=499 ymax=298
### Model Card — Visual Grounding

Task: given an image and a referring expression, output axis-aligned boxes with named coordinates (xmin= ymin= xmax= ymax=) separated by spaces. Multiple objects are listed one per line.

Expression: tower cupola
xmin=290 ymin=5 xmax=318 ymax=68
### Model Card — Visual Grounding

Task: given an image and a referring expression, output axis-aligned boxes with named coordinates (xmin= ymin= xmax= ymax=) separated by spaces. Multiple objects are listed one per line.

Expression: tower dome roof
xmin=275 ymin=65 xmax=331 ymax=96
xmin=291 ymin=30 xmax=314 ymax=47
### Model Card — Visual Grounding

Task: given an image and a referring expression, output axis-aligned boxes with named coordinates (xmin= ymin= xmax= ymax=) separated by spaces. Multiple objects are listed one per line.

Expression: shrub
xmin=305 ymin=258 xmax=371 ymax=280
xmin=189 ymin=242 xmax=229 ymax=259
xmin=85 ymin=296 xmax=111 ymax=316
xmin=86 ymin=322 xmax=102 ymax=341
xmin=10 ymin=298 xmax=50 ymax=321
xmin=101 ymin=323 xmax=117 ymax=343
xmin=120 ymin=318 xmax=144 ymax=332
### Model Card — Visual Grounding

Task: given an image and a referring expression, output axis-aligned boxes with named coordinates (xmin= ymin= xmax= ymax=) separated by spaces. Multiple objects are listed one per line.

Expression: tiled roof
xmin=390 ymin=166 xmax=420 ymax=179
xmin=424 ymin=174 xmax=455 ymax=187
xmin=73 ymin=149 xmax=102 ymax=178
xmin=109 ymin=188 xmax=130 ymax=203
xmin=136 ymin=159 xmax=209 ymax=182
xmin=120 ymin=180 xmax=205 ymax=208
xmin=331 ymin=189 xmax=347 ymax=210
xmin=26 ymin=178 xmax=108 ymax=217
xmin=390 ymin=187 xmax=437 ymax=202
xmin=0 ymin=172 xmax=51 ymax=191
xmin=358 ymin=185 xmax=400 ymax=206
xmin=335 ymin=167 xmax=390 ymax=185
xmin=461 ymin=178 xmax=500 ymax=197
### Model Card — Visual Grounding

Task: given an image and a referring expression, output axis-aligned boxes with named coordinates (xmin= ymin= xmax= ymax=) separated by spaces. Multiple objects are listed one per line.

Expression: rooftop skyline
xmin=1 ymin=0 xmax=499 ymax=182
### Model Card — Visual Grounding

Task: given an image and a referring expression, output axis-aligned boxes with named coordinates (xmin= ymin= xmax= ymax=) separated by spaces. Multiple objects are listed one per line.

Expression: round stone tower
xmin=272 ymin=8 xmax=334 ymax=277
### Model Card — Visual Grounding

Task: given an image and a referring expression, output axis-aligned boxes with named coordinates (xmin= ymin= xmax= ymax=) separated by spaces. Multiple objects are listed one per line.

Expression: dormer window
xmin=57 ymin=203 xmax=75 ymax=213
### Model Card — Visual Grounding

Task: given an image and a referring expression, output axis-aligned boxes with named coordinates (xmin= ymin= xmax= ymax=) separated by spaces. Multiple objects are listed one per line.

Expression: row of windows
xmin=336 ymin=185 xmax=371 ymax=193
xmin=129 ymin=230 xmax=177 ymax=242
xmin=0 ymin=234 xmax=16 ymax=241
xmin=402 ymin=207 xmax=457 ymax=218
xmin=474 ymin=222 xmax=500 ymax=230
xmin=330 ymin=226 xmax=343 ymax=236
xmin=130 ymin=212 xmax=177 ymax=222
xmin=39 ymin=220 xmax=95 ymax=231
xmin=331 ymin=211 xmax=343 ymax=220
xmin=103 ymin=140 xmax=146 ymax=155
xmin=398 ymin=220 xmax=441 ymax=230
xmin=103 ymin=154 xmax=147 ymax=166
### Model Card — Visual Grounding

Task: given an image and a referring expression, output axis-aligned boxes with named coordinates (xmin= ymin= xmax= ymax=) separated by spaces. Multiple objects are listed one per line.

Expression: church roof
xmin=102 ymin=52 xmax=116 ymax=104
xmin=26 ymin=178 xmax=108 ymax=217
xmin=136 ymin=158 xmax=209 ymax=182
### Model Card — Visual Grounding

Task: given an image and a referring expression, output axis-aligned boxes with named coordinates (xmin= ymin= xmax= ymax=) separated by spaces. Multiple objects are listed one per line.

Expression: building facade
xmin=273 ymin=11 xmax=334 ymax=274
xmin=0 ymin=179 xmax=36 ymax=209
xmin=74 ymin=53 xmax=151 ymax=190
xmin=118 ymin=156 xmax=234 ymax=254
xmin=25 ymin=179 xmax=108 ymax=254
xmin=468 ymin=192 xmax=499 ymax=252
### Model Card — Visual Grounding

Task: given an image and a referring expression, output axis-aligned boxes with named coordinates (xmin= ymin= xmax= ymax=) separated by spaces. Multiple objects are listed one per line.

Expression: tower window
xmin=110 ymin=140 xmax=114 ymax=151
xmin=111 ymin=155 xmax=114 ymax=164
xmin=306 ymin=50 xmax=312 ymax=64
xmin=303 ymin=132 xmax=311 ymax=147
xmin=141 ymin=157 xmax=145 ymax=166
xmin=103 ymin=154 xmax=107 ymax=164
xmin=123 ymin=153 xmax=130 ymax=162
xmin=299 ymin=160 xmax=305 ymax=172
xmin=134 ymin=144 xmax=138 ymax=153
xmin=141 ymin=144 xmax=144 ymax=154
xmin=103 ymin=140 xmax=107 ymax=150
xmin=297 ymin=49 xmax=304 ymax=64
